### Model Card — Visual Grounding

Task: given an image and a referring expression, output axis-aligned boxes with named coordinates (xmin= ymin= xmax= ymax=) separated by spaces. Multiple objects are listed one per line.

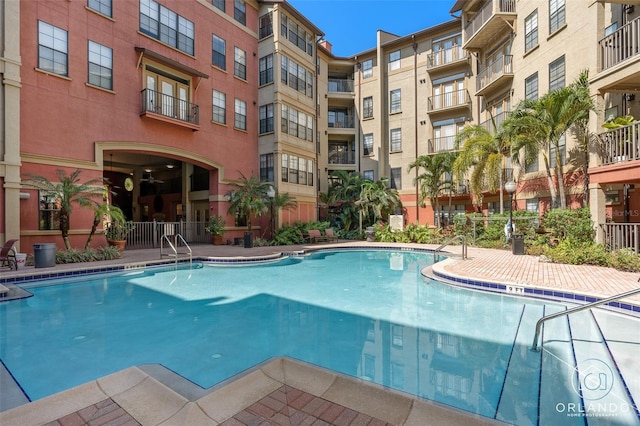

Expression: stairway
xmin=496 ymin=304 xmax=640 ymax=425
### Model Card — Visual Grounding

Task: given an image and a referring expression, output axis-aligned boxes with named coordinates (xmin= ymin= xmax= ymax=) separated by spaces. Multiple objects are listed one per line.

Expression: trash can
xmin=243 ymin=231 xmax=253 ymax=248
xmin=366 ymin=226 xmax=375 ymax=242
xmin=512 ymin=234 xmax=525 ymax=255
xmin=33 ymin=243 xmax=57 ymax=268
xmin=15 ymin=253 xmax=27 ymax=270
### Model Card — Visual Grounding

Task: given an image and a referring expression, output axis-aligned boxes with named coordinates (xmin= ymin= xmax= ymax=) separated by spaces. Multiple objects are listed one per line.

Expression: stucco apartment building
xmin=1 ymin=0 xmax=639 ymax=252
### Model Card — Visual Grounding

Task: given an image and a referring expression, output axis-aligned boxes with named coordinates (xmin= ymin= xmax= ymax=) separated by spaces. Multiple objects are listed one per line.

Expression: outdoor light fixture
xmin=505 ymin=180 xmax=517 ymax=241
xmin=267 ymin=186 xmax=276 ymax=238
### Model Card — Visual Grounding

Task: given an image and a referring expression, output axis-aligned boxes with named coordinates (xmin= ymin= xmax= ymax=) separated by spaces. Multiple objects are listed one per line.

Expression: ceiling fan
xmin=140 ymin=173 xmax=164 ymax=184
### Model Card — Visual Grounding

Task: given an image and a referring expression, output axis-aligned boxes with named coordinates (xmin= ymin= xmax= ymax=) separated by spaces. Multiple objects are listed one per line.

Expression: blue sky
xmin=287 ymin=0 xmax=456 ymax=57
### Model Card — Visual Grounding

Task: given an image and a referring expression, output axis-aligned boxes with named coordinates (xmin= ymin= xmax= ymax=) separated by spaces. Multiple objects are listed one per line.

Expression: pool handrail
xmin=435 ymin=235 xmax=467 ymax=260
xmin=531 ymin=284 xmax=640 ymax=351
xmin=160 ymin=233 xmax=192 ymax=264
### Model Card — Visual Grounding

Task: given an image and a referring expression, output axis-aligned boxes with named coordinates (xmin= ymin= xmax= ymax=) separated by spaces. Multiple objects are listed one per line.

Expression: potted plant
xmin=206 ymin=215 xmax=226 ymax=245
xmin=105 ymin=220 xmax=135 ymax=251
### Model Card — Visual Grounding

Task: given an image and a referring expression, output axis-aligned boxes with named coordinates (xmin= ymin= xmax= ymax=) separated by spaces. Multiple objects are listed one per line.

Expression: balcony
xmin=141 ymin=88 xmax=200 ymax=128
xmin=428 ymin=135 xmax=458 ymax=153
xmin=599 ymin=16 xmax=640 ymax=71
xmin=427 ymin=89 xmax=472 ymax=114
xmin=476 ymin=55 xmax=513 ymax=96
xmin=328 ymin=78 xmax=354 ymax=93
xmin=328 ymin=114 xmax=355 ymax=129
xmin=328 ymin=144 xmax=356 ymax=165
xmin=598 ymin=121 xmax=640 ymax=165
xmin=463 ymin=0 xmax=516 ymax=51
xmin=427 ymin=47 xmax=470 ymax=72
xmin=479 ymin=111 xmax=510 ymax=132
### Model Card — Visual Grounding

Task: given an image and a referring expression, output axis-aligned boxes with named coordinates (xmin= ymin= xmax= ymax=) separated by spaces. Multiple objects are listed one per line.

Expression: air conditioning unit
xmin=625 ymin=93 xmax=635 ymax=101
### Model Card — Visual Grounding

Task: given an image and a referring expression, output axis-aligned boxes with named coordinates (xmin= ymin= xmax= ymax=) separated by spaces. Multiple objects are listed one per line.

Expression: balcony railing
xmin=599 ymin=15 xmax=640 ymax=71
xmin=479 ymin=111 xmax=510 ymax=132
xmin=141 ymin=88 xmax=199 ymax=125
xmin=598 ymin=121 xmax=640 ymax=165
xmin=328 ymin=147 xmax=356 ymax=164
xmin=602 ymin=223 xmax=640 ymax=254
xmin=328 ymin=78 xmax=354 ymax=93
xmin=328 ymin=114 xmax=355 ymax=128
xmin=429 ymin=135 xmax=458 ymax=152
xmin=476 ymin=55 xmax=513 ymax=93
xmin=427 ymin=47 xmax=467 ymax=69
xmin=427 ymin=89 xmax=471 ymax=112
xmin=464 ymin=0 xmax=516 ymax=43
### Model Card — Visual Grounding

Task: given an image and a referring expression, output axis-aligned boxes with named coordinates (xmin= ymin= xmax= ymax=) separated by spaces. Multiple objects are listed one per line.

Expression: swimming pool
xmin=1 ymin=249 xmax=639 ymax=425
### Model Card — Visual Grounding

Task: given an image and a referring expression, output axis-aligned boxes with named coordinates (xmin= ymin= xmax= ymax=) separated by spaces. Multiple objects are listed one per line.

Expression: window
xmin=363 ymin=133 xmax=374 ymax=156
xmin=289 ymin=155 xmax=298 ymax=184
xmin=212 ymin=0 xmax=224 ymax=12
xmin=549 ymin=134 xmax=566 ymax=166
xmin=88 ymin=0 xmax=112 ymax=17
xmin=143 ymin=64 xmax=192 ymax=122
xmin=39 ymin=192 xmax=60 ymax=230
xmin=390 ymin=167 xmax=401 ymax=189
xmin=234 ymin=47 xmax=246 ymax=80
xmin=549 ymin=0 xmax=565 ymax=33
xmin=234 ymin=98 xmax=246 ymax=130
xmin=525 ymin=72 xmax=538 ymax=100
xmin=299 ymin=158 xmax=307 ymax=185
xmin=234 ymin=0 xmax=246 ymax=25
xmin=432 ymin=74 xmax=466 ymax=109
xmin=363 ymin=170 xmax=374 ymax=181
xmin=281 ymin=154 xmax=288 ymax=182
xmin=281 ymin=104 xmax=313 ymax=141
xmin=259 ymin=12 xmax=273 ymax=39
xmin=260 ymin=153 xmax=274 ymax=182
xmin=281 ymin=154 xmax=313 ymax=186
xmin=525 ymin=11 xmax=538 ymax=52
xmin=362 ymin=59 xmax=373 ymax=78
xmin=392 ymin=324 xmax=404 ymax=348
xmin=280 ymin=14 xmax=313 ymax=56
xmin=212 ymin=90 xmax=226 ymax=124
xmin=38 ymin=21 xmax=68 ymax=76
xmin=389 ymin=50 xmax=400 ymax=71
xmin=259 ymin=104 xmax=274 ymax=134
xmin=139 ymin=0 xmax=194 ymax=56
xmin=363 ymin=96 xmax=373 ymax=119
xmin=390 ymin=128 xmax=402 ymax=152
xmin=525 ymin=154 xmax=539 ymax=173
xmin=88 ymin=41 xmax=113 ymax=90
xmin=390 ymin=89 xmax=401 ymax=113
xmin=212 ymin=35 xmax=226 ymax=70
xmin=432 ymin=33 xmax=463 ymax=66
xmin=259 ymin=54 xmax=273 ymax=85
xmin=549 ymin=55 xmax=565 ymax=91
xmin=526 ymin=198 xmax=539 ymax=212
xmin=280 ymin=55 xmax=313 ymax=97
xmin=605 ymin=22 xmax=618 ymax=37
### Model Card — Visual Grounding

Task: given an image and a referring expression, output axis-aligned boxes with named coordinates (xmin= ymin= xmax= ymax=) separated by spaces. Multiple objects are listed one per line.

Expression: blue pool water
xmin=1 ymin=250 xmax=638 ymax=425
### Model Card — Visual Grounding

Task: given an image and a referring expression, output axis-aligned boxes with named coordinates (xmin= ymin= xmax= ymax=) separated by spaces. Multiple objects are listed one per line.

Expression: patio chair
xmin=0 ymin=239 xmax=19 ymax=270
xmin=307 ymin=229 xmax=328 ymax=243
xmin=324 ymin=228 xmax=339 ymax=243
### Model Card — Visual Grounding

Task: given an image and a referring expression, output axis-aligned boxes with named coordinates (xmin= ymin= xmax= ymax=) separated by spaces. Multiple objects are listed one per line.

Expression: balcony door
xmin=145 ymin=68 xmax=190 ymax=119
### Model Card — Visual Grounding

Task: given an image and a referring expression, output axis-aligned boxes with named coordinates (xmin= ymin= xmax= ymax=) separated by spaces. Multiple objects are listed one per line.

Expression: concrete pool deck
xmin=1 ymin=241 xmax=639 ymax=425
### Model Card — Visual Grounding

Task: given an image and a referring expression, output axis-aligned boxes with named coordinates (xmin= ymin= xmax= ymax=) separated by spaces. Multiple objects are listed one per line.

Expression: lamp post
xmin=267 ymin=185 xmax=276 ymax=239
xmin=504 ymin=180 xmax=517 ymax=242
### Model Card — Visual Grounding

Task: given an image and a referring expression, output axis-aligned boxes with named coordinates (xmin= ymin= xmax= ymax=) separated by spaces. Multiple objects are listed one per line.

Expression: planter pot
xmin=212 ymin=235 xmax=224 ymax=245
xmin=107 ymin=239 xmax=126 ymax=252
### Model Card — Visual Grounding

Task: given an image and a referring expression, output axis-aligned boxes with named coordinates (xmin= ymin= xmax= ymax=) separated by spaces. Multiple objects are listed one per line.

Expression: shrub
xmin=544 ymin=240 xmax=611 ymax=267
xmin=611 ymin=248 xmax=640 ymax=272
xmin=542 ymin=207 xmax=595 ymax=245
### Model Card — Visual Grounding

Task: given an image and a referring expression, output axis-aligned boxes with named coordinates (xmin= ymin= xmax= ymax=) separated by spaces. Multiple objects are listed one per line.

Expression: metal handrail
xmin=435 ymin=235 xmax=467 ymax=260
xmin=160 ymin=233 xmax=192 ymax=265
xmin=531 ymin=286 xmax=640 ymax=351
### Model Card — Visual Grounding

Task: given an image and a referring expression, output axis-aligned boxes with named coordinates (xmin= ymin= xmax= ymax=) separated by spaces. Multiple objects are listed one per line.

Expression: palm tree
xmin=85 ymin=202 xmax=126 ymax=249
xmin=409 ymin=152 xmax=456 ymax=226
xmin=226 ymin=172 xmax=271 ymax=233
xmin=453 ymin=120 xmax=511 ymax=212
xmin=506 ymin=73 xmax=593 ymax=209
xmin=355 ymin=177 xmax=401 ymax=226
xmin=23 ymin=169 xmax=106 ymax=250
xmin=266 ymin=190 xmax=298 ymax=237
xmin=322 ymin=170 xmax=365 ymax=231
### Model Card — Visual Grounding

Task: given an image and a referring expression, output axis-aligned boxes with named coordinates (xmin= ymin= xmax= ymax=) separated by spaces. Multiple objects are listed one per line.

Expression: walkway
xmin=1 ymin=241 xmax=639 ymax=426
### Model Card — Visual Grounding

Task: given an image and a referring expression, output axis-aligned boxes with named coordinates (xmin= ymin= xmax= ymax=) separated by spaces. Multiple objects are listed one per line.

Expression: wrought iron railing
xmin=328 ymin=78 xmax=354 ymax=93
xmin=328 ymin=114 xmax=355 ymax=128
xmin=598 ymin=121 xmax=640 ymax=165
xmin=427 ymin=47 xmax=467 ymax=69
xmin=480 ymin=111 xmax=510 ymax=132
xmin=476 ymin=55 xmax=513 ymax=93
xmin=141 ymin=88 xmax=199 ymax=125
xmin=599 ymin=15 xmax=640 ymax=71
xmin=429 ymin=135 xmax=458 ymax=152
xmin=427 ymin=89 xmax=471 ymax=112
xmin=602 ymin=222 xmax=640 ymax=254
xmin=123 ymin=221 xmax=209 ymax=249
xmin=464 ymin=0 xmax=516 ymax=42
xmin=328 ymin=147 xmax=356 ymax=164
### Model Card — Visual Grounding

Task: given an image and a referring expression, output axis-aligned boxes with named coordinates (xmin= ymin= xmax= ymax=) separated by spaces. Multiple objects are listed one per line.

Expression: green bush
xmin=54 ymin=246 xmax=122 ymax=264
xmin=544 ymin=240 xmax=611 ymax=267
xmin=611 ymin=248 xmax=640 ymax=272
xmin=542 ymin=207 xmax=595 ymax=244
